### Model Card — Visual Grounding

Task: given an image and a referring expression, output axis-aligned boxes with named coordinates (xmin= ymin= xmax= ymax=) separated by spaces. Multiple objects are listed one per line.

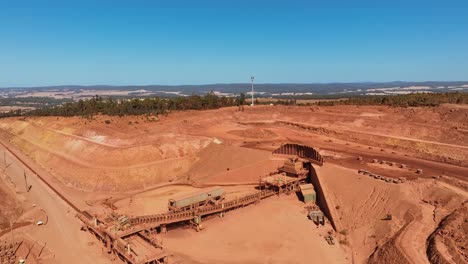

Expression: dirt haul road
xmin=0 ymin=104 xmax=467 ymax=264
xmin=0 ymin=139 xmax=111 ymax=264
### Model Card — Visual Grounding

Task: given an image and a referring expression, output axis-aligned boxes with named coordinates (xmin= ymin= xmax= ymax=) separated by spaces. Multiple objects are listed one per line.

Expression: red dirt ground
xmin=0 ymin=104 xmax=467 ymax=264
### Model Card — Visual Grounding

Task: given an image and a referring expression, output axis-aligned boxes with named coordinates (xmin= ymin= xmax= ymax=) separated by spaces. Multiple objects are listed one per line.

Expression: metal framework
xmin=273 ymin=143 xmax=324 ymax=165
xmin=77 ymin=144 xmax=324 ymax=264
xmin=77 ymin=167 xmax=310 ymax=264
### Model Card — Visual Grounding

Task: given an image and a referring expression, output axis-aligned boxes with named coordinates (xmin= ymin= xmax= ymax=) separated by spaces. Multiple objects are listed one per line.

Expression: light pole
xmin=251 ymin=76 xmax=255 ymax=106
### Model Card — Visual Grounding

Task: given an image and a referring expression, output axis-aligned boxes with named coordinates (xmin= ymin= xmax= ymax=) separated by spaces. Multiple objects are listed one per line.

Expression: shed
xmin=300 ymin=184 xmax=316 ymax=203
xmin=299 ymin=183 xmax=314 ymax=191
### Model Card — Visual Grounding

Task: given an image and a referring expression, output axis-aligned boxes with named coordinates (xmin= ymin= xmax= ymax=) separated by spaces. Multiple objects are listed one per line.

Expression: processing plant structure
xmin=76 ymin=144 xmax=326 ymax=264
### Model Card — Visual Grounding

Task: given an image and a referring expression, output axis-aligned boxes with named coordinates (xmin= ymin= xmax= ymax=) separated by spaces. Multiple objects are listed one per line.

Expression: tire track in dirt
xmin=246 ymin=122 xmax=468 ymax=181
xmin=426 ymin=203 xmax=468 ymax=264
xmin=35 ymin=123 xmax=210 ymax=150
xmin=394 ymin=203 xmax=436 ymax=264
xmin=245 ymin=120 xmax=468 ymax=149
xmin=42 ymin=126 xmax=121 ymax=148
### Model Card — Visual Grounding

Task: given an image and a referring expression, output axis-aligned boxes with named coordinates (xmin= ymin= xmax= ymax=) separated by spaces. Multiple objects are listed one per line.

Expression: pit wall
xmin=273 ymin=143 xmax=324 ymax=165
xmin=309 ymin=164 xmax=339 ymax=231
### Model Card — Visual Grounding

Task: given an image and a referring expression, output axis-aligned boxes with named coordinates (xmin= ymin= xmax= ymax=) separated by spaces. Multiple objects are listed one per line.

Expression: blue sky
xmin=1 ymin=0 xmax=467 ymax=86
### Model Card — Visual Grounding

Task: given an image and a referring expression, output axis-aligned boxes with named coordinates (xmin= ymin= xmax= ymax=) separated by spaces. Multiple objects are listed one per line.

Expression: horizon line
xmin=2 ymin=80 xmax=468 ymax=89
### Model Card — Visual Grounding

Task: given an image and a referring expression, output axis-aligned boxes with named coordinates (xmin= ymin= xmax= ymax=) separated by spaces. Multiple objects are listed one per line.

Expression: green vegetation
xmin=1 ymin=92 xmax=467 ymax=119
xmin=255 ymin=92 xmax=468 ymax=107
xmin=315 ymin=92 xmax=468 ymax=107
xmin=0 ymin=92 xmax=245 ymax=118
xmin=0 ymin=97 xmax=72 ymax=107
xmin=258 ymin=99 xmax=298 ymax=105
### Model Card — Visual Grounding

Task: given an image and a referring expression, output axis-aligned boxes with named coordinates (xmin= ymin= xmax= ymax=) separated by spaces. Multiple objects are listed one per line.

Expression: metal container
xmin=169 ymin=187 xmax=225 ymax=209
xmin=299 ymin=183 xmax=314 ymax=191
xmin=302 ymin=189 xmax=316 ymax=203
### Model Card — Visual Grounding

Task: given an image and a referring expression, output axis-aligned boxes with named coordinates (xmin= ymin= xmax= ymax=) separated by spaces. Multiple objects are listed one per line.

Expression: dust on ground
xmin=0 ymin=104 xmax=467 ymax=263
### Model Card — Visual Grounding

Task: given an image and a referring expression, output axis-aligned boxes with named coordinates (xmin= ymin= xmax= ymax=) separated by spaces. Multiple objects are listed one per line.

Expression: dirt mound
xmin=367 ymin=224 xmax=411 ymax=264
xmin=0 ymin=104 xmax=467 ymax=263
xmin=0 ymin=118 xmax=212 ymax=191
xmin=367 ymin=206 xmax=431 ymax=264
xmin=316 ymin=164 xmax=413 ymax=263
xmin=1 ymin=104 xmax=466 ymax=192
xmin=228 ymin=128 xmax=277 ymax=139
xmin=427 ymin=202 xmax=468 ymax=264
xmin=188 ymin=143 xmax=272 ymax=182
xmin=316 ymin=163 xmax=468 ymax=264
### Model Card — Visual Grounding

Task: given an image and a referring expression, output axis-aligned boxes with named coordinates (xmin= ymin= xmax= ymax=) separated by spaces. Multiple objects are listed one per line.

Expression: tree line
xmin=0 ymin=92 xmax=247 ymax=118
xmin=1 ymin=92 xmax=467 ymax=119
xmin=0 ymin=97 xmax=72 ymax=107
xmin=315 ymin=92 xmax=468 ymax=107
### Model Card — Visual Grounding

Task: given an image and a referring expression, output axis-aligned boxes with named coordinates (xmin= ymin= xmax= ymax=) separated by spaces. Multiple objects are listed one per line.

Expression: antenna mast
xmin=251 ymin=76 xmax=255 ymax=106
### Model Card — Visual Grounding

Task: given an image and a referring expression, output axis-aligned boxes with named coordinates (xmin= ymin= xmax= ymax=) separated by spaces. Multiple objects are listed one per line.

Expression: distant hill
xmin=1 ymin=81 xmax=468 ymax=99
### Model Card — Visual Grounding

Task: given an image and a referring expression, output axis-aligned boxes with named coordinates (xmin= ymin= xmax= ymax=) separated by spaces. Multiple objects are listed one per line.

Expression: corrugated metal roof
xmin=301 ymin=188 xmax=316 ymax=195
xmin=170 ymin=186 xmax=224 ymax=201
xmin=299 ymin=183 xmax=314 ymax=191
xmin=170 ymin=187 xmax=225 ymax=209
